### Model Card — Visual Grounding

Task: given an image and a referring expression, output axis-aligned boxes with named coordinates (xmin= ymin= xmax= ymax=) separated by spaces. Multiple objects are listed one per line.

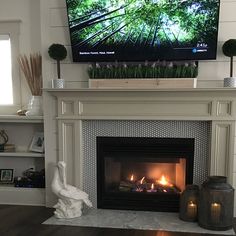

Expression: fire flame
xmin=130 ymin=174 xmax=134 ymax=181
xmin=151 ymin=183 xmax=154 ymax=190
xmin=157 ymin=175 xmax=173 ymax=187
xmin=140 ymin=177 xmax=145 ymax=184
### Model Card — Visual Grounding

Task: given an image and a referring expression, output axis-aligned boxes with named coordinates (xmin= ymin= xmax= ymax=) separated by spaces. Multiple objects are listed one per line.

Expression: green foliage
xmin=222 ymin=39 xmax=236 ymax=57
xmin=88 ymin=61 xmax=198 ymax=79
xmin=48 ymin=44 xmax=67 ymax=79
xmin=222 ymin=39 xmax=236 ymax=77
xmin=48 ymin=44 xmax=67 ymax=61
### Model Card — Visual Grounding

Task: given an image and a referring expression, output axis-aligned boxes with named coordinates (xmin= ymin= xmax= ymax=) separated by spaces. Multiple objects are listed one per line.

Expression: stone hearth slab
xmin=43 ymin=209 xmax=235 ymax=235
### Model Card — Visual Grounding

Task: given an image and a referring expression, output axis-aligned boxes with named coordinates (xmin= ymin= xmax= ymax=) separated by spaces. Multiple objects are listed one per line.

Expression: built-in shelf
xmin=0 ymin=114 xmax=45 ymax=206
xmin=0 ymin=152 xmax=44 ymax=157
xmin=0 ymin=115 xmax=43 ymax=123
xmin=0 ymin=185 xmax=45 ymax=205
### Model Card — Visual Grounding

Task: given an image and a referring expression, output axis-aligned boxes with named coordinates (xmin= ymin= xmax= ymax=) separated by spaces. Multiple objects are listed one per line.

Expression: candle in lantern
xmin=211 ymin=203 xmax=221 ymax=223
xmin=187 ymin=201 xmax=197 ymax=219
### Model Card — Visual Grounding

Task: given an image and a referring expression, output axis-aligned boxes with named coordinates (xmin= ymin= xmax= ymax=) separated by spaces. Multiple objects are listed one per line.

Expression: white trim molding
xmin=0 ymin=20 xmax=22 ymax=114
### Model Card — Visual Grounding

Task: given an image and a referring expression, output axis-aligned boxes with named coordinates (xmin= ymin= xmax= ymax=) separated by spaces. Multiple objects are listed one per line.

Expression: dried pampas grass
xmin=18 ymin=53 xmax=42 ymax=96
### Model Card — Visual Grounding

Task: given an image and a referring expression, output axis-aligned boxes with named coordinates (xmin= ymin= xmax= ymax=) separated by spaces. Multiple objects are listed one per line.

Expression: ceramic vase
xmin=26 ymin=96 xmax=43 ymax=116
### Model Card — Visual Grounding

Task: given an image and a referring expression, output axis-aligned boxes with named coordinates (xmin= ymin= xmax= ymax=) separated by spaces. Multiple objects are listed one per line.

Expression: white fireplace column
xmin=44 ymin=88 xmax=236 ymax=215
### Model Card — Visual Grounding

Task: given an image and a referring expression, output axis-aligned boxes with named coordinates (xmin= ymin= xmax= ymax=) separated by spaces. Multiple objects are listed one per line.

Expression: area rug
xmin=43 ymin=209 xmax=235 ymax=235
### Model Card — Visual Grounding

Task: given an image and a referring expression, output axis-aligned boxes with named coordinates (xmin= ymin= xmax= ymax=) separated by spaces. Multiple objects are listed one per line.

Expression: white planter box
xmin=89 ymin=78 xmax=197 ymax=89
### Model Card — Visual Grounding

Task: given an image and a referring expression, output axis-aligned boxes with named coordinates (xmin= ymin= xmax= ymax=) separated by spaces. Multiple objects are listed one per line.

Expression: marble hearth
xmin=44 ymin=88 xmax=236 ymax=215
xmin=44 ymin=209 xmax=235 ymax=235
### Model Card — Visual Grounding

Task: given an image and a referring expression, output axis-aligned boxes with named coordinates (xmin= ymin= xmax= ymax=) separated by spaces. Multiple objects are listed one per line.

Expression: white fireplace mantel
xmin=43 ymin=88 xmax=236 ymax=214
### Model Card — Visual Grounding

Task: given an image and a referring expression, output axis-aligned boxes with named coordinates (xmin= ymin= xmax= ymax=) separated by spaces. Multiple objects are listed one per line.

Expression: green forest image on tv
xmin=66 ymin=0 xmax=220 ymax=61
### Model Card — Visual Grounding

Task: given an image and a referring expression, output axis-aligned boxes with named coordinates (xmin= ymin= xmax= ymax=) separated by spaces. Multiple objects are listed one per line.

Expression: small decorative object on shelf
xmin=88 ymin=61 xmax=198 ymax=88
xmin=18 ymin=53 xmax=43 ymax=116
xmin=0 ymin=130 xmax=8 ymax=152
xmin=3 ymin=144 xmax=15 ymax=152
xmin=48 ymin=43 xmax=67 ymax=88
xmin=16 ymin=109 xmax=27 ymax=116
xmin=0 ymin=130 xmax=14 ymax=152
xmin=14 ymin=168 xmax=45 ymax=188
xmin=222 ymin=39 xmax=236 ymax=87
xmin=0 ymin=169 xmax=14 ymax=183
xmin=29 ymin=132 xmax=44 ymax=153
xmin=179 ymin=184 xmax=199 ymax=222
xmin=52 ymin=161 xmax=93 ymax=218
xmin=198 ymin=176 xmax=234 ymax=231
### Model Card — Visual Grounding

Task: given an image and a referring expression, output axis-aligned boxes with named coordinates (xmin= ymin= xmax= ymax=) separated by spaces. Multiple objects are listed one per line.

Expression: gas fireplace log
xmin=119 ymin=181 xmax=135 ymax=191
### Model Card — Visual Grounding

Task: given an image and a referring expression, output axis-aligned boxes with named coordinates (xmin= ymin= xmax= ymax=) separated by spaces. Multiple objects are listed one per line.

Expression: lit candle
xmin=211 ymin=203 xmax=221 ymax=223
xmin=187 ymin=201 xmax=197 ymax=219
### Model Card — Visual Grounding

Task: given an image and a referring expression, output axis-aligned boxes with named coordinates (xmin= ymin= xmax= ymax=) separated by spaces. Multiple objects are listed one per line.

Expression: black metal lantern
xmin=179 ymin=185 xmax=199 ymax=222
xmin=198 ymin=176 xmax=234 ymax=231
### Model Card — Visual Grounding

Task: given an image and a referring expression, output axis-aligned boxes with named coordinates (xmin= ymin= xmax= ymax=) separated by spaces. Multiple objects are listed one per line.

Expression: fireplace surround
xmin=44 ymin=88 xmax=236 ymax=215
xmin=82 ymin=120 xmax=209 ymax=208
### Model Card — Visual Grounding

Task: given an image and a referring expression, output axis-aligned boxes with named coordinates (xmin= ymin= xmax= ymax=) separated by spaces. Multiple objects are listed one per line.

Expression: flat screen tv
xmin=66 ymin=0 xmax=220 ymax=62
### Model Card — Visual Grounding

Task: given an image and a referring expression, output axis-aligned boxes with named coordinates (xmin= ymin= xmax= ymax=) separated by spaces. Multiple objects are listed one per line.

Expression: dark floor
xmin=0 ymin=205 xmax=235 ymax=236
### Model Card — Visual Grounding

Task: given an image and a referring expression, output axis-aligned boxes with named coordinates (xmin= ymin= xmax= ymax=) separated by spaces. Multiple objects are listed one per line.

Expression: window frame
xmin=0 ymin=20 xmax=21 ymax=115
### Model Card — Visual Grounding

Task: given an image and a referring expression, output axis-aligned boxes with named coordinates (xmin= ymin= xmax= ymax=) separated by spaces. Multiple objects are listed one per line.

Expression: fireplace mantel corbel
xmin=43 ymin=88 xmax=236 ymax=214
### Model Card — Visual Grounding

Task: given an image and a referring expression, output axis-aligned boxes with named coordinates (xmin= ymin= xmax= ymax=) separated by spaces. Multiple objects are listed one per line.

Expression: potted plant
xmin=88 ymin=61 xmax=198 ymax=88
xmin=18 ymin=53 xmax=43 ymax=116
xmin=48 ymin=43 xmax=67 ymax=88
xmin=222 ymin=39 xmax=236 ymax=87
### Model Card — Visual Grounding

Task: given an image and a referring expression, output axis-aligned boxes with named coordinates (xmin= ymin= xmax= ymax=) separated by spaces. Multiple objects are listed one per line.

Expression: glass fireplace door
xmin=97 ymin=137 xmax=194 ymax=212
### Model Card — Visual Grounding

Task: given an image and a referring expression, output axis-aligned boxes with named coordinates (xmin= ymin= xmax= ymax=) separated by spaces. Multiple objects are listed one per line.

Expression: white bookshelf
xmin=0 ymin=115 xmax=45 ymax=206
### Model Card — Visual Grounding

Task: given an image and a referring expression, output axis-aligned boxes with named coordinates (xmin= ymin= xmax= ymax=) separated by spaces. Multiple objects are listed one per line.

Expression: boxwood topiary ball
xmin=48 ymin=44 xmax=67 ymax=61
xmin=222 ymin=39 xmax=236 ymax=57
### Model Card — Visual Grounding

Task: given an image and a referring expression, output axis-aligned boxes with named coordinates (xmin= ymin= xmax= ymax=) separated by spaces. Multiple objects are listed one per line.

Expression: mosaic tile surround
xmin=82 ymin=120 xmax=211 ymax=208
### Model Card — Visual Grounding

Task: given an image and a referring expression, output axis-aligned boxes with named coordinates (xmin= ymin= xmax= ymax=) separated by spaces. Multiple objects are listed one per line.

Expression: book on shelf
xmin=3 ymin=144 xmax=15 ymax=152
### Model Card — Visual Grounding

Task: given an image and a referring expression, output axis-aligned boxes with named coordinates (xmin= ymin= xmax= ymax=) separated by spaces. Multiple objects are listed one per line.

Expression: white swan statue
xmin=52 ymin=161 xmax=92 ymax=218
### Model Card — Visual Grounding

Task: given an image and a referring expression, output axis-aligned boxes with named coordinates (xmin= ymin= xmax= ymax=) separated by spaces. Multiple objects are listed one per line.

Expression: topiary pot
xmin=222 ymin=39 xmax=236 ymax=87
xmin=224 ymin=77 xmax=236 ymax=87
xmin=51 ymin=79 xmax=65 ymax=89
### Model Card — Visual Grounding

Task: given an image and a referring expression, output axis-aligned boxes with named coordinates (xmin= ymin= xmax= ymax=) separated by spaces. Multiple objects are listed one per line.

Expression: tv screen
xmin=66 ymin=0 xmax=220 ymax=62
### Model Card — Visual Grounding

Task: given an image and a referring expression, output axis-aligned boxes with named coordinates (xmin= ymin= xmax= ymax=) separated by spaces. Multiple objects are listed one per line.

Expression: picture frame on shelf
xmin=0 ymin=169 xmax=14 ymax=183
xmin=29 ymin=132 xmax=44 ymax=153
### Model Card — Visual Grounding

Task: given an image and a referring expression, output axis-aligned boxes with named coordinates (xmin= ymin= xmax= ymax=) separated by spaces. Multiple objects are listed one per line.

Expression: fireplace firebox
xmin=97 ymin=137 xmax=194 ymax=212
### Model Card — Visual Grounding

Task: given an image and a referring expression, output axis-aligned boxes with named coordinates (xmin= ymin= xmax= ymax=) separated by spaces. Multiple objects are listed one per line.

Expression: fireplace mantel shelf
xmin=45 ymin=87 xmax=236 ymax=122
xmin=44 ymin=87 xmax=236 ymax=93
